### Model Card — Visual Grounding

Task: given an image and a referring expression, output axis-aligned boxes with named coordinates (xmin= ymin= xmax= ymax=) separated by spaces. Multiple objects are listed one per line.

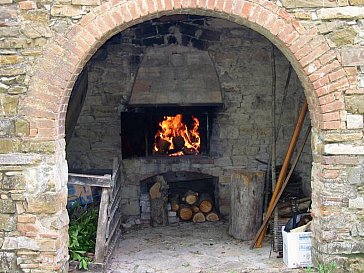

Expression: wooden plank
xmin=106 ymin=212 xmax=122 ymax=240
xmin=250 ymin=125 xmax=311 ymax=249
xmin=108 ymin=190 xmax=121 ymax=215
xmin=95 ymin=187 xmax=111 ymax=263
xmin=252 ymin=100 xmax=308 ymax=248
xmin=68 ymin=173 xmax=112 ymax=188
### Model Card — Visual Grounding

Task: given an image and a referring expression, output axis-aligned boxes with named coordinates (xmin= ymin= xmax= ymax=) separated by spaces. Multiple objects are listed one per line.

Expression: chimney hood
xmin=128 ymin=45 xmax=223 ymax=107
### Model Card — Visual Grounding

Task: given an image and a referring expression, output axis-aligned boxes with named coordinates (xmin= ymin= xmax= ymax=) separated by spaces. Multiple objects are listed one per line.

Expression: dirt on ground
xmin=105 ymin=221 xmax=306 ymax=273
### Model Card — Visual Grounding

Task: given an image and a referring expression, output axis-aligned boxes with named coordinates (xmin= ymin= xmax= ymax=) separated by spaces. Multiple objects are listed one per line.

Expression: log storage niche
xmin=140 ymin=171 xmax=220 ymax=225
xmin=229 ymin=170 xmax=265 ymax=240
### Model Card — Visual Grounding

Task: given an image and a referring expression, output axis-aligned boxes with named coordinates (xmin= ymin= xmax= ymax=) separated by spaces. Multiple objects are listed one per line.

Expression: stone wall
xmin=66 ymin=16 xmax=311 ymax=219
xmin=0 ymin=0 xmax=363 ymax=272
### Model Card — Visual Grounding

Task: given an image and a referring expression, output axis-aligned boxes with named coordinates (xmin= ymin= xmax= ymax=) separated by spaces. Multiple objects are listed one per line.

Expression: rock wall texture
xmin=0 ymin=0 xmax=363 ymax=272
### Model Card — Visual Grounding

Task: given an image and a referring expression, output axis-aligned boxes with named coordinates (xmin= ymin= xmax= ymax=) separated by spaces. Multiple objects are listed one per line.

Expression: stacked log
xmin=168 ymin=191 xmax=219 ymax=223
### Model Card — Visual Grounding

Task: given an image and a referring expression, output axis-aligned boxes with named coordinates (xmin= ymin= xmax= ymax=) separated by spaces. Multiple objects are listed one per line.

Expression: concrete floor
xmin=106 ymin=221 xmax=305 ymax=273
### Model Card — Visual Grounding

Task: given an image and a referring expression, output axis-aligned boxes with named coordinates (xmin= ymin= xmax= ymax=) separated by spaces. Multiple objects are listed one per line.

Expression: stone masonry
xmin=0 ymin=0 xmax=363 ymax=272
xmin=66 ymin=16 xmax=311 ymax=219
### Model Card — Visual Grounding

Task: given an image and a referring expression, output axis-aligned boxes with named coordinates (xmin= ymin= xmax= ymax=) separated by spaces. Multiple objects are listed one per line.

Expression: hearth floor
xmin=106 ymin=221 xmax=305 ymax=273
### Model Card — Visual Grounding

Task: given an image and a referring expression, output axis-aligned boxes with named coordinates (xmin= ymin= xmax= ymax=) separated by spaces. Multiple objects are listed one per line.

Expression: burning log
xmin=198 ymin=193 xmax=213 ymax=213
xmin=179 ymin=205 xmax=193 ymax=221
xmin=182 ymin=147 xmax=198 ymax=155
xmin=172 ymin=135 xmax=185 ymax=152
xmin=182 ymin=190 xmax=198 ymax=205
xmin=192 ymin=212 xmax=206 ymax=223
xmin=155 ymin=138 xmax=170 ymax=154
xmin=206 ymin=211 xmax=219 ymax=222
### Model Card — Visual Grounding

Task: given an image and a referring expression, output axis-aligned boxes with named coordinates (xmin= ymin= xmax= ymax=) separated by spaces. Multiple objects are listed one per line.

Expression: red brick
xmin=85 ymin=20 xmax=104 ymax=41
xmin=174 ymin=0 xmax=182 ymax=8
xmin=322 ymin=120 xmax=342 ymax=130
xmin=241 ymin=2 xmax=252 ymax=18
xmin=300 ymin=43 xmax=330 ymax=67
xmin=328 ymin=69 xmax=346 ymax=82
xmin=321 ymin=111 xmax=340 ymax=122
xmin=294 ymin=44 xmax=312 ymax=60
xmin=313 ymin=75 xmax=329 ymax=90
xmin=155 ymin=0 xmax=164 ymax=12
xmin=216 ymin=0 xmax=224 ymax=11
xmin=319 ymin=93 xmax=336 ymax=105
xmin=277 ymin=24 xmax=294 ymax=42
xmin=256 ymin=9 xmax=270 ymax=26
xmin=223 ymin=0 xmax=233 ymax=13
xmin=290 ymin=35 xmax=313 ymax=54
xmin=79 ymin=12 xmax=96 ymax=27
xmin=305 ymin=61 xmax=322 ymax=78
xmin=321 ymin=100 xmax=345 ymax=113
xmin=232 ymin=0 xmax=244 ymax=15
xmin=292 ymin=19 xmax=306 ymax=35
xmin=206 ymin=0 xmax=216 ymax=10
xmin=281 ymin=28 xmax=299 ymax=46
xmin=263 ymin=1 xmax=279 ymax=12
xmin=196 ymin=0 xmax=206 ymax=8
xmin=319 ymin=51 xmax=337 ymax=66
xmin=248 ymin=5 xmax=261 ymax=23
xmin=102 ymin=13 xmax=117 ymax=29
xmin=19 ymin=1 xmax=36 ymax=10
xmin=269 ymin=19 xmax=285 ymax=36
xmin=111 ymin=10 xmax=125 ymax=26
xmin=329 ymin=77 xmax=349 ymax=92
xmin=146 ymin=0 xmax=156 ymax=14
xmin=277 ymin=8 xmax=292 ymax=22
xmin=165 ymin=0 xmax=173 ymax=9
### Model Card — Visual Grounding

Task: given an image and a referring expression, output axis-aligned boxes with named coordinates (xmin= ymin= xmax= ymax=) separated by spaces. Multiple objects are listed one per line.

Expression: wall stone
xmin=0 ymin=0 xmax=363 ymax=272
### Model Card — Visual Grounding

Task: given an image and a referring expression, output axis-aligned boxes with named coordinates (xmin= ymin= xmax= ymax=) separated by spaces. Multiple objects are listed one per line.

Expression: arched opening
xmin=65 ymin=14 xmax=313 ymax=271
xmin=20 ymin=0 xmax=352 ymax=271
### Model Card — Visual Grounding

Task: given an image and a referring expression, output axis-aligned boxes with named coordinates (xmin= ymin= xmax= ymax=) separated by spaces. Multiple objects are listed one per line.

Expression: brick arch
xmin=22 ymin=0 xmax=348 ymax=140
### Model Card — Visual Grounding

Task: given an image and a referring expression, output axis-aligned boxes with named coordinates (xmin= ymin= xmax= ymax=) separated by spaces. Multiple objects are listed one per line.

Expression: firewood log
xmin=206 ymin=211 xmax=219 ymax=222
xmin=192 ymin=212 xmax=206 ymax=223
xmin=192 ymin=205 xmax=200 ymax=213
xmin=182 ymin=190 xmax=198 ymax=205
xmin=149 ymin=176 xmax=169 ymax=227
xmin=170 ymin=194 xmax=180 ymax=212
xmin=198 ymin=193 xmax=213 ymax=213
xmin=179 ymin=205 xmax=193 ymax=221
xmin=155 ymin=138 xmax=170 ymax=154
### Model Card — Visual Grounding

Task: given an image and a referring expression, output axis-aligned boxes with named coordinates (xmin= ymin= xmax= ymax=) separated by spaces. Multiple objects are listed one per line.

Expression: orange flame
xmin=153 ymin=114 xmax=200 ymax=156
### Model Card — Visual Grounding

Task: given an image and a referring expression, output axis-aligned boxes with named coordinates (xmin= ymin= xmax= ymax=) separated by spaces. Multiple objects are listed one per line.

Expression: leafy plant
xmin=305 ymin=261 xmax=337 ymax=273
xmin=68 ymin=202 xmax=99 ymax=270
xmin=318 ymin=261 xmax=336 ymax=273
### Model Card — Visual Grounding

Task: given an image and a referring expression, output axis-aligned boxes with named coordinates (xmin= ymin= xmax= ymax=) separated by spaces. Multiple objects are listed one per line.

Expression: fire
xmin=153 ymin=114 xmax=200 ymax=156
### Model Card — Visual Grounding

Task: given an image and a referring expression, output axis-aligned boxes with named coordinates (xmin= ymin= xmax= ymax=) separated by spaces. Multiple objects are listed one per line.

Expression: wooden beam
xmin=95 ymin=187 xmax=111 ymax=263
xmin=68 ymin=173 xmax=112 ymax=188
xmin=250 ymin=124 xmax=311 ymax=249
xmin=251 ymin=100 xmax=308 ymax=248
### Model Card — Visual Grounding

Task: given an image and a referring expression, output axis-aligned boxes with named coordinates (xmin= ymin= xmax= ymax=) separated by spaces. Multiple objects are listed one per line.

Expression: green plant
xmin=318 ymin=261 xmax=336 ymax=273
xmin=68 ymin=203 xmax=99 ymax=270
xmin=305 ymin=261 xmax=337 ymax=273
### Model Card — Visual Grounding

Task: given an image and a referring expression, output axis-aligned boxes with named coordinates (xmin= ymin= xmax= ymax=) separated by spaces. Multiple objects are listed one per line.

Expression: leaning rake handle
xmin=250 ymin=100 xmax=309 ymax=249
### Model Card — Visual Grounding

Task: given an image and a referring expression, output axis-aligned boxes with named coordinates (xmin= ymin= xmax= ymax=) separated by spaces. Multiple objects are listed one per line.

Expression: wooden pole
xmin=251 ymin=100 xmax=308 ymax=248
